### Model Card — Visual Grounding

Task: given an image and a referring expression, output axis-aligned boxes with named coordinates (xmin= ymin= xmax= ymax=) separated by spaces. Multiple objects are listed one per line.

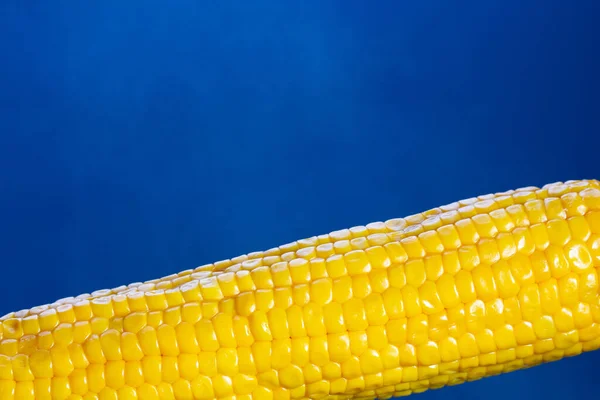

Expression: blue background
xmin=1 ymin=1 xmax=599 ymax=399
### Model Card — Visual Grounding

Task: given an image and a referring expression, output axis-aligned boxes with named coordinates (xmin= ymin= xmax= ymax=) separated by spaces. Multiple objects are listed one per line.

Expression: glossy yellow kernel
xmin=289 ymin=259 xmax=311 ymax=284
xmin=479 ymin=352 xmax=497 ymax=367
xmin=387 ymin=265 xmax=407 ymax=290
xmin=586 ymin=209 xmax=600 ymax=232
xmin=543 ymin=196 xmax=566 ymax=219
xmin=507 ymin=258 xmax=533 ymax=293
xmin=401 ymin=236 xmax=426 ymax=259
xmin=51 ymin=323 xmax=73 ymax=347
xmin=369 ymin=269 xmax=390 ymax=294
xmin=230 ymin=319 xmax=253 ymax=350
xmin=87 ymin=363 xmax=106 ymax=393
xmin=309 ymin=258 xmax=327 ymax=280
xmin=514 ymin=321 xmax=536 ymax=345
xmin=511 ymin=227 xmax=534 ymax=256
xmin=89 ymin=317 xmax=109 ymax=335
xmin=580 ymin=272 xmax=599 ymax=306
xmin=235 ymin=271 xmax=256 ymax=293
xmin=271 ymin=288 xmax=292 ymax=310
xmin=497 ymin=233 xmax=517 ymax=259
xmin=349 ymin=330 xmax=368 ymax=356
xmin=581 ymin=187 xmax=600 ymax=208
xmin=250 ymin=267 xmax=273 ymax=290
xmin=513 ymin=190 xmax=537 ymax=204
xmin=565 ymin=241 xmax=593 ymax=272
xmin=90 ymin=297 xmax=114 ymax=319
xmin=529 ymin=223 xmax=550 ymax=251
xmin=417 ymin=341 xmax=441 ymax=366
xmin=546 ymin=219 xmax=571 ymax=246
xmin=437 ymin=225 xmax=461 ymax=250
xmin=491 ymin=261 xmax=518 ymax=298
xmin=105 ymin=360 xmax=125 ymax=389
xmin=407 ymin=315 xmax=428 ymax=346
xmin=20 ymin=316 xmax=40 ymax=336
xmin=334 ymin=240 xmax=352 ymax=255
xmin=50 ymin=346 xmax=74 ymax=377
xmin=533 ymin=338 xmax=555 ymax=354
xmin=539 ymin=278 xmax=561 ymax=315
xmin=472 ymin=214 xmax=498 ymax=238
xmin=365 ymin=246 xmax=391 ymax=270
xmin=363 ymin=293 xmax=387 ymax=326
xmin=454 ymin=271 xmax=476 ymax=303
xmin=580 ymin=324 xmax=600 ymax=343
xmin=343 ymin=298 xmax=368 ymax=331
xmin=418 ymin=231 xmax=444 ymax=254
xmin=519 ymin=284 xmax=543 ymax=323
xmin=38 ymin=309 xmax=59 ymax=332
xmin=455 ymin=219 xmax=480 ymax=245
xmin=56 ymin=304 xmax=76 ymax=324
xmin=178 ymin=302 xmax=201 ymax=324
xmin=573 ymin=302 xmax=593 ymax=329
xmin=323 ymin=258 xmax=348 ymax=286
xmin=162 ymin=356 xmax=180 ymax=383
xmin=522 ymin=199 xmax=545 ymax=223
xmin=495 ymin=325 xmax=517 ymax=349
xmin=287 ymin=306 xmax=306 ymax=338
xmin=555 ymin=330 xmax=580 ymax=350
xmin=156 ymin=324 xmax=179 ymax=356
xmin=404 ymin=259 xmax=426 ymax=287
xmin=559 ymin=273 xmax=580 ymax=306
xmin=563 ymin=192 xmax=588 ymax=217
xmin=201 ymin=278 xmax=225 ymax=301
xmin=384 ymin=242 xmax=409 ymax=265
xmin=264 ymin=311 xmax=287 ymax=341
xmin=482 ymin=299 xmax=504 ymax=330
xmin=304 ymin=303 xmax=326 ymax=337
xmin=418 ymin=282 xmax=443 ymax=315
xmin=267 ymin=264 xmax=290 ymax=289
xmin=124 ymin=360 xmax=143 ymax=387
xmin=10 ymin=354 xmax=32 ymax=382
xmin=172 ymin=323 xmax=197 ymax=354
xmin=458 ymin=245 xmax=480 ymax=272
xmin=359 ymin=348 xmax=383 ymax=374
xmin=457 ymin=333 xmax=478 ymax=357
xmin=123 ymin=312 xmax=147 ymax=333
xmin=436 ymin=274 xmax=460 ymax=309
xmin=529 ymin=252 xmax=552 ymax=284
xmin=489 ymin=208 xmax=514 ymax=233
xmin=134 ymin=327 xmax=159 ymax=358
xmin=310 ymin=336 xmax=330 ymax=367
xmin=352 ymin=275 xmax=373 ymax=299
xmin=465 ymin=299 xmax=486 ymax=334
xmin=438 ymin=337 xmax=459 ymax=362
xmin=568 ymin=215 xmax=591 ymax=241
xmin=402 ymin=286 xmax=422 ymax=318
xmin=507 ymin=204 xmax=530 ymax=227
xmin=533 ymin=316 xmax=556 ymax=339
xmin=214 ymin=273 xmax=239 ymax=298
xmin=249 ymin=311 xmax=272 ymax=341
xmin=471 ymin=265 xmax=498 ymax=301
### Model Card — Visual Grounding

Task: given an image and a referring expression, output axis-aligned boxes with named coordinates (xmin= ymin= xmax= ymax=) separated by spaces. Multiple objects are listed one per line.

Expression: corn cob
xmin=1 ymin=179 xmax=599 ymax=400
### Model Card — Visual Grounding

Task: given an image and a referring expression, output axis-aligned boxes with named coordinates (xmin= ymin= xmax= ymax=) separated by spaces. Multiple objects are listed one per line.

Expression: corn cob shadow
xmin=1 ymin=179 xmax=599 ymax=399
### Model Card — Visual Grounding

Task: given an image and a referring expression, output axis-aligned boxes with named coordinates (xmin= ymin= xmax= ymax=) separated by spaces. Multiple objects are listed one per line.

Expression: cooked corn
xmin=1 ymin=179 xmax=600 ymax=400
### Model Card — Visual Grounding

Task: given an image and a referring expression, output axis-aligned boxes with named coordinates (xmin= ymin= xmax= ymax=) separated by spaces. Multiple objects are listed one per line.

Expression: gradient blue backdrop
xmin=1 ymin=1 xmax=599 ymax=399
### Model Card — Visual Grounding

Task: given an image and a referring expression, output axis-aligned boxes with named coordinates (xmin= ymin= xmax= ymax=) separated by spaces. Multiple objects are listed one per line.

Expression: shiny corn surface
xmin=1 ymin=179 xmax=600 ymax=400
